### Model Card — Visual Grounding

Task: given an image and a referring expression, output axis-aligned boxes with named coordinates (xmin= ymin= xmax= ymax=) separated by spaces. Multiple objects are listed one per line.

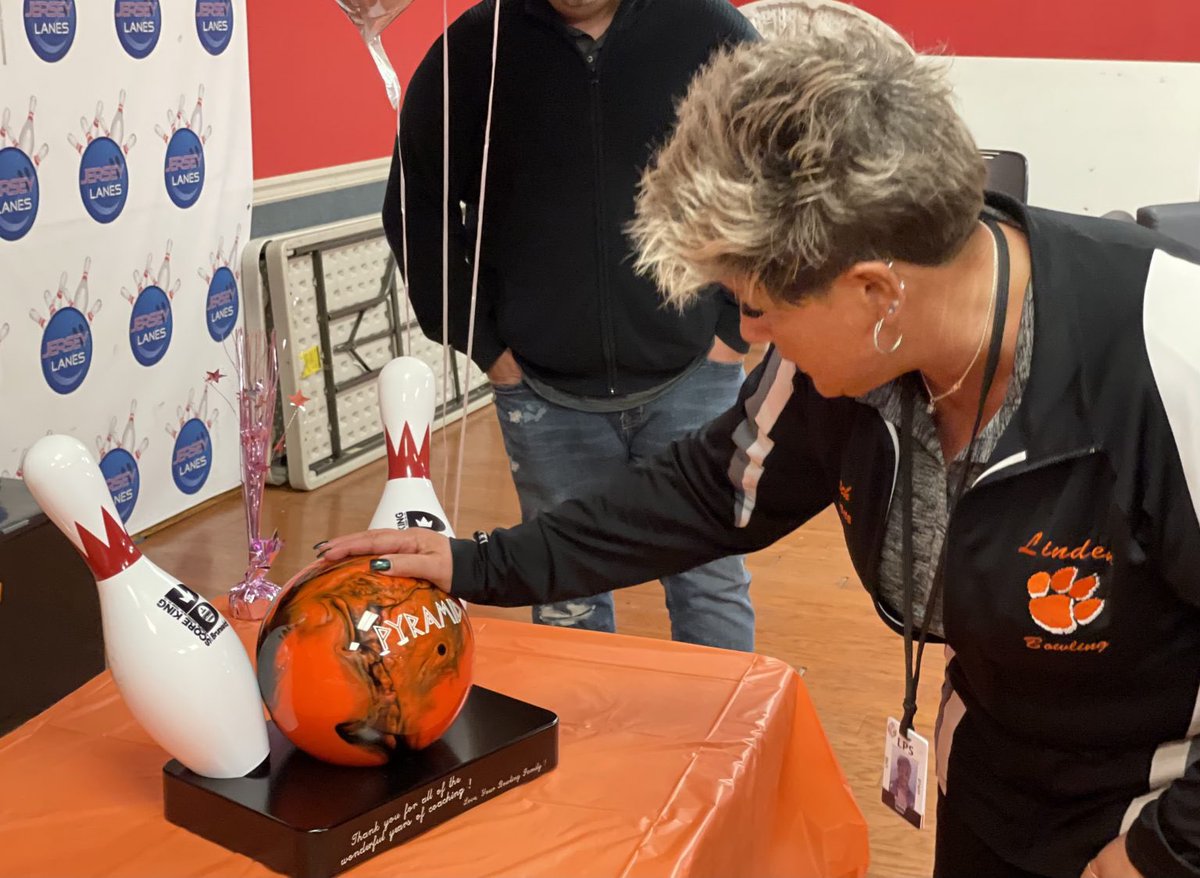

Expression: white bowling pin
xmin=109 ymin=89 xmax=126 ymax=147
xmin=92 ymin=100 xmax=105 ymax=139
xmin=369 ymin=357 xmax=454 ymax=536
xmin=190 ymin=85 xmax=204 ymax=133
xmin=17 ymin=96 xmax=36 ymax=155
xmin=73 ymin=257 xmax=91 ymax=313
xmin=121 ymin=400 xmax=138 ymax=450
xmin=156 ymin=240 xmax=173 ymax=290
xmin=22 ymin=435 xmax=269 ymax=779
xmin=1 ymin=108 xmax=12 ymax=146
xmin=154 ymin=124 xmax=170 ymax=144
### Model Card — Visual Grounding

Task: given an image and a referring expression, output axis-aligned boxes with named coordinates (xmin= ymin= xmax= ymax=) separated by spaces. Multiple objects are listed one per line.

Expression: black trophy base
xmin=163 ymin=686 xmax=558 ymax=878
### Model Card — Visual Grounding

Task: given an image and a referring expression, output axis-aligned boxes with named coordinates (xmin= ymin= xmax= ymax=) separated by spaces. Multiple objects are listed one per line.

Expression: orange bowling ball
xmin=256 ymin=557 xmax=474 ymax=767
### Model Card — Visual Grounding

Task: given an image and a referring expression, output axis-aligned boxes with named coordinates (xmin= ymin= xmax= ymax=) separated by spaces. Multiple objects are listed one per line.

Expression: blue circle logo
xmin=206 ymin=266 xmax=239 ymax=341
xmin=114 ymin=0 xmax=161 ymax=59
xmin=24 ymin=0 xmax=76 ymax=63
xmin=195 ymin=0 xmax=233 ymax=55
xmin=100 ymin=447 xmax=140 ymax=522
xmin=79 ymin=137 xmax=129 ymax=224
xmin=0 ymin=147 xmax=39 ymax=242
xmin=129 ymin=285 xmax=173 ymax=366
xmin=165 ymin=128 xmax=204 ymax=209
xmin=172 ymin=417 xmax=212 ymax=495
xmin=41 ymin=306 xmax=92 ymax=394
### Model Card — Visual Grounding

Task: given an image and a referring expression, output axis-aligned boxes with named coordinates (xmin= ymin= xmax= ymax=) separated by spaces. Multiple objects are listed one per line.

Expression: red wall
xmin=248 ymin=0 xmax=1200 ymax=180
xmin=850 ymin=0 xmax=1200 ymax=62
xmin=247 ymin=0 xmax=475 ymax=179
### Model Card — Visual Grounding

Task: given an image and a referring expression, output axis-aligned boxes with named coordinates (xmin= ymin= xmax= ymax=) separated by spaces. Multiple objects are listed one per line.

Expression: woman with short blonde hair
xmin=322 ymin=22 xmax=1200 ymax=878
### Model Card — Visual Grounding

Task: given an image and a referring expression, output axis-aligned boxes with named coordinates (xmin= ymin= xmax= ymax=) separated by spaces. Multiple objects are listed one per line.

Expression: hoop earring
xmin=874 ymin=262 xmax=905 ymax=354
xmin=874 ymin=318 xmax=903 ymax=354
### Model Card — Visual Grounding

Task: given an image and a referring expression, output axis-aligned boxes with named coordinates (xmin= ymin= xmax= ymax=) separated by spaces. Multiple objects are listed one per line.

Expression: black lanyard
xmin=899 ymin=217 xmax=1011 ymax=738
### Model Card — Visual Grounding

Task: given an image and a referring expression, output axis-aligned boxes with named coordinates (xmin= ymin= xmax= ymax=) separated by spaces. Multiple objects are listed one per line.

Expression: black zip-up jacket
xmin=450 ymin=195 xmax=1200 ymax=877
xmin=383 ymin=0 xmax=756 ymax=396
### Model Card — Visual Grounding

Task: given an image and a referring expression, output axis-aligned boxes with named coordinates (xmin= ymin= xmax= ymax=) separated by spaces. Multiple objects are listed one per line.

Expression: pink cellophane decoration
xmin=334 ymin=0 xmax=417 ymax=107
xmin=227 ymin=328 xmax=283 ymax=621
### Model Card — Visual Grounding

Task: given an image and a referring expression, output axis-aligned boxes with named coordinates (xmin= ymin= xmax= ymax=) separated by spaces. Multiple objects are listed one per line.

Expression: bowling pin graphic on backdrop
xmin=109 ymin=89 xmax=126 ymax=147
xmin=22 ymin=435 xmax=269 ymax=779
xmin=17 ymin=96 xmax=36 ymax=154
xmin=369 ymin=357 xmax=454 ymax=536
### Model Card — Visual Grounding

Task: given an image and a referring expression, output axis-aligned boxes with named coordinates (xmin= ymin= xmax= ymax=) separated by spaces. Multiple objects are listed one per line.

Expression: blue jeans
xmin=492 ymin=359 xmax=754 ymax=651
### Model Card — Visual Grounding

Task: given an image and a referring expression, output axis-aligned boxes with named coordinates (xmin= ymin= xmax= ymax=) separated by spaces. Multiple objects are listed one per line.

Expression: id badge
xmin=881 ymin=716 xmax=929 ymax=829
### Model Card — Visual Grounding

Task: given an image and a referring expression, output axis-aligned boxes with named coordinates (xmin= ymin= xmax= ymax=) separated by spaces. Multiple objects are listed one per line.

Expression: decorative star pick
xmin=288 ymin=390 xmax=311 ymax=410
xmin=206 ymin=369 xmax=225 ymax=384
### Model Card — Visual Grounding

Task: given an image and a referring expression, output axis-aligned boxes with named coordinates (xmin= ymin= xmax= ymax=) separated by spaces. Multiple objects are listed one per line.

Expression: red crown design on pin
xmin=76 ymin=507 xmax=143 ymax=581
xmin=386 ymin=424 xmax=431 ymax=480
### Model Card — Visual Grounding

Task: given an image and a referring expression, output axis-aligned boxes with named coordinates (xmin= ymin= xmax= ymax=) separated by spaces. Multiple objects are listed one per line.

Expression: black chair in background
xmin=975 ymin=148 xmax=1199 ymax=253
xmin=1136 ymin=202 xmax=1200 ymax=251
xmin=982 ymin=149 xmax=1029 ymax=203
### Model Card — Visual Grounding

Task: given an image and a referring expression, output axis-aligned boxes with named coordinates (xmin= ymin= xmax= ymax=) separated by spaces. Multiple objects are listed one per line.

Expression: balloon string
xmin=439 ymin=0 xmax=451 ymax=499
xmin=394 ymin=97 xmax=412 ymax=355
xmin=452 ymin=0 xmax=501 ymax=531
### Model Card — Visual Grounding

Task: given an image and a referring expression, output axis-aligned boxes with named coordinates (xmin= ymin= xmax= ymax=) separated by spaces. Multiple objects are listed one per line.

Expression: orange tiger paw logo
xmin=1027 ymin=567 xmax=1105 ymax=634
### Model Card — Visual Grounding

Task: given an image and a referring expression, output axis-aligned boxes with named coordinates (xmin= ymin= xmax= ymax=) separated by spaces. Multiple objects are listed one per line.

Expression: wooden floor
xmin=144 ymin=404 xmax=942 ymax=878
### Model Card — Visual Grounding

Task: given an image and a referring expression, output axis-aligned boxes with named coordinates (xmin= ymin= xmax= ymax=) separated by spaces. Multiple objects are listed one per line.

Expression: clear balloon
xmin=334 ymin=0 xmax=417 ymax=107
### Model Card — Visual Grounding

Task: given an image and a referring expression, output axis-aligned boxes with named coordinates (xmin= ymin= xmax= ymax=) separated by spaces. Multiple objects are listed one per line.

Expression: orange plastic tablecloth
xmin=0 ymin=602 xmax=868 ymax=878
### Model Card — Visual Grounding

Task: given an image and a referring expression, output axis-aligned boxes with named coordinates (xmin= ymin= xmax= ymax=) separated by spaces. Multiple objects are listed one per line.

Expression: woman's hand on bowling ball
xmin=315 ymin=529 xmax=453 ymax=593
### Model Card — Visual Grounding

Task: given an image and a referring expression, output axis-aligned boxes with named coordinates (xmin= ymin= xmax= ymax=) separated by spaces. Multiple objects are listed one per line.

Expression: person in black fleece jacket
xmin=383 ymin=0 xmax=761 ymax=649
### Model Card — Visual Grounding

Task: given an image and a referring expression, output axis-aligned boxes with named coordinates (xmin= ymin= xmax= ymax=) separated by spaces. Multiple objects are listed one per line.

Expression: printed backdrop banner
xmin=0 ymin=0 xmax=250 ymax=534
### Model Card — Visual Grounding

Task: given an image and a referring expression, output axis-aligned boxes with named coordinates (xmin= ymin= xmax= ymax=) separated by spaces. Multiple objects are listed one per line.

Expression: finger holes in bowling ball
xmin=438 ymin=643 xmax=447 ymax=656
